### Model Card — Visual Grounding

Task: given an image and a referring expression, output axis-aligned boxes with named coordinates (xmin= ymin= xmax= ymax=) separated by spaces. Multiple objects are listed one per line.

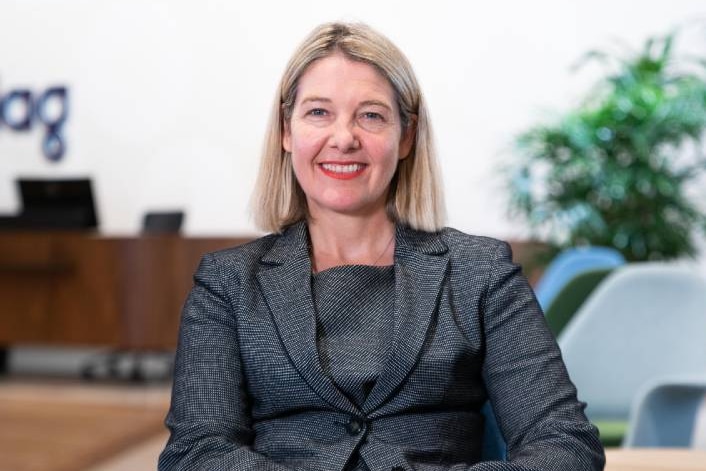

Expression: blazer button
xmin=346 ymin=416 xmax=364 ymax=435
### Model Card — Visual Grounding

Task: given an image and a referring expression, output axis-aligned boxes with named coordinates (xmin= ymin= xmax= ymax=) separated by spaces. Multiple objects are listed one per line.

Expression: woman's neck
xmin=307 ymin=212 xmax=396 ymax=273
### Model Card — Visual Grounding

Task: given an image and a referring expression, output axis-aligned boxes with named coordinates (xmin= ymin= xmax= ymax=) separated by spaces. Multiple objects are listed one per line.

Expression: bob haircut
xmin=251 ymin=22 xmax=445 ymax=233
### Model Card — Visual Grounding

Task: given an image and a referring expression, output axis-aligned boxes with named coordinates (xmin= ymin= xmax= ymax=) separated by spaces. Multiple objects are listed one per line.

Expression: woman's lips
xmin=319 ymin=162 xmax=367 ymax=180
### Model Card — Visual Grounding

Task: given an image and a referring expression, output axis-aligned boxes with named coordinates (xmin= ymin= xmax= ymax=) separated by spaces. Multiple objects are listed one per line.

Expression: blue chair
xmin=534 ymin=246 xmax=625 ymax=310
xmin=481 ymin=401 xmax=507 ymax=460
xmin=543 ymin=268 xmax=614 ymax=337
xmin=557 ymin=263 xmax=706 ymax=446
xmin=624 ymin=377 xmax=706 ymax=448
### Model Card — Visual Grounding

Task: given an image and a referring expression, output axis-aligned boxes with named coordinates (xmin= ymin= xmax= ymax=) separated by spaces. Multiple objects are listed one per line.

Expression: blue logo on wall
xmin=0 ymin=83 xmax=69 ymax=162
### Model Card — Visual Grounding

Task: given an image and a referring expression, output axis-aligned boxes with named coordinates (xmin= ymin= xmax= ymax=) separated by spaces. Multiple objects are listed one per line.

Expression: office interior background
xmin=1 ymin=0 xmax=704 ymax=245
xmin=1 ymin=1 xmax=706 ymax=470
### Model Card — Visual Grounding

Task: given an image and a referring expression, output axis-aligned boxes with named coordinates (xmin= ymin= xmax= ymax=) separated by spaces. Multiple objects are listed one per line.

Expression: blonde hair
xmin=251 ymin=22 xmax=445 ymax=233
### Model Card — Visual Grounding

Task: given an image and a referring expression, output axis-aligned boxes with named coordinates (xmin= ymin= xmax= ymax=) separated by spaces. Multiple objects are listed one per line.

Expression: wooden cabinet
xmin=0 ymin=232 xmax=251 ymax=349
xmin=0 ymin=232 xmax=544 ymax=351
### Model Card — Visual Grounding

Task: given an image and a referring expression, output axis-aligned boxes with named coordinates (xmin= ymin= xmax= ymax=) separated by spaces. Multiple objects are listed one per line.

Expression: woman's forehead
xmin=295 ymin=54 xmax=395 ymax=105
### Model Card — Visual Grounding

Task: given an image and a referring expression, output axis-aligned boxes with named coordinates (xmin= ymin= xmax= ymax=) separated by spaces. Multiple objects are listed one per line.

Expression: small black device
xmin=0 ymin=178 xmax=99 ymax=230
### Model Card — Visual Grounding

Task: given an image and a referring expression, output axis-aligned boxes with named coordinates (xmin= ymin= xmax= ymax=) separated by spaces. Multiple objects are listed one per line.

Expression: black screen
xmin=16 ymin=178 xmax=98 ymax=229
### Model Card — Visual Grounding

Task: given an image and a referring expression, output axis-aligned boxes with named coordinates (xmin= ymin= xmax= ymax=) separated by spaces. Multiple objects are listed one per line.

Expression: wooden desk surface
xmin=606 ymin=448 xmax=706 ymax=471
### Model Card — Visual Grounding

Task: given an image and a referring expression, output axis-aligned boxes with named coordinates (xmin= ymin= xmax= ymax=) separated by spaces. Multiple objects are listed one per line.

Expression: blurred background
xmin=1 ymin=1 xmax=706 ymax=470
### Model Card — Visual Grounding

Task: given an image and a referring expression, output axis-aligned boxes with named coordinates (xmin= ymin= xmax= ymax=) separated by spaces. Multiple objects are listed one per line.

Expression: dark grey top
xmin=313 ymin=264 xmax=395 ymax=471
xmin=313 ymin=265 xmax=395 ymax=409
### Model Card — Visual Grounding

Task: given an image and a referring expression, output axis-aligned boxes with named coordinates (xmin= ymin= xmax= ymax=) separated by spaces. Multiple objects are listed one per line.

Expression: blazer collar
xmin=259 ymin=221 xmax=311 ymax=266
xmin=256 ymin=220 xmax=450 ymax=415
xmin=362 ymin=224 xmax=449 ymax=414
xmin=256 ymin=222 xmax=356 ymax=411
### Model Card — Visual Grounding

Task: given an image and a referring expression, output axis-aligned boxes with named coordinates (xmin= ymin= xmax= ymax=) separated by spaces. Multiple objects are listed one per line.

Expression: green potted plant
xmin=507 ymin=28 xmax=706 ymax=261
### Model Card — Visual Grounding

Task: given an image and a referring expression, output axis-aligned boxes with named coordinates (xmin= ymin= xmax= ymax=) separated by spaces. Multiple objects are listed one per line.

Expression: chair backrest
xmin=142 ymin=211 xmax=184 ymax=234
xmin=624 ymin=377 xmax=706 ymax=448
xmin=534 ymin=246 xmax=625 ymax=310
xmin=557 ymin=263 xmax=706 ymax=422
xmin=481 ymin=401 xmax=507 ymax=460
xmin=543 ymin=268 xmax=613 ymax=337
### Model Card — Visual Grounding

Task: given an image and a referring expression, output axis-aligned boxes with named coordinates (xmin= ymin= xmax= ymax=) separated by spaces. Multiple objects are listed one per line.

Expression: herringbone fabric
xmin=158 ymin=221 xmax=604 ymax=471
xmin=314 ymin=265 xmax=395 ymax=471
xmin=314 ymin=265 xmax=394 ymax=410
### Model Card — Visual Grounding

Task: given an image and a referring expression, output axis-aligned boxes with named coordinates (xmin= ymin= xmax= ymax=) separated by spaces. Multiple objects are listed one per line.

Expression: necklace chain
xmin=311 ymin=232 xmax=395 ymax=273
xmin=371 ymin=233 xmax=395 ymax=266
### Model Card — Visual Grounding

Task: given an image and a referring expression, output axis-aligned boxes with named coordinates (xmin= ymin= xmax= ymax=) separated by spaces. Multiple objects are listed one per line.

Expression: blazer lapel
xmin=363 ymin=226 xmax=449 ymax=415
xmin=256 ymin=222 xmax=358 ymax=414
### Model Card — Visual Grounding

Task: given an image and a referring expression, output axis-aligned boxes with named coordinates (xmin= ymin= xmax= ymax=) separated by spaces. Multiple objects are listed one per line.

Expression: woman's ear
xmin=399 ymin=114 xmax=417 ymax=160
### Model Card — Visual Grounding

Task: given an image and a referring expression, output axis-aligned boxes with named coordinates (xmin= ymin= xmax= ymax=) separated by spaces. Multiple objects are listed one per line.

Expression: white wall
xmin=1 ymin=1 xmax=705 ymax=263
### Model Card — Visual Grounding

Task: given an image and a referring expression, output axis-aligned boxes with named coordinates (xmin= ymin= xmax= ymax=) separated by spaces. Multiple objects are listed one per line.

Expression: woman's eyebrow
xmin=359 ymin=100 xmax=393 ymax=111
xmin=300 ymin=96 xmax=331 ymax=105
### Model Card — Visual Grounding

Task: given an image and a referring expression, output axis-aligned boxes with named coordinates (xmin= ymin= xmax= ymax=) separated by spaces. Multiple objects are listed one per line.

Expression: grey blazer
xmin=159 ymin=222 xmax=605 ymax=471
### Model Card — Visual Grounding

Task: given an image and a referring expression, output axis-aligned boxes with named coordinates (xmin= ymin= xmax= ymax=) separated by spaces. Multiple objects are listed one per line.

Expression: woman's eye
xmin=307 ymin=108 xmax=328 ymax=117
xmin=361 ymin=111 xmax=384 ymax=121
xmin=357 ymin=111 xmax=389 ymax=132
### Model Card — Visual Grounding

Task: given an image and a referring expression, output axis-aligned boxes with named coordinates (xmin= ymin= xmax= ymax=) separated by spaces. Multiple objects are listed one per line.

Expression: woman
xmin=159 ymin=22 xmax=605 ymax=471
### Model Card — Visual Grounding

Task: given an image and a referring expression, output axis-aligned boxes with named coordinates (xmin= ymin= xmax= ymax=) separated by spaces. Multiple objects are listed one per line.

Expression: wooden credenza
xmin=0 ymin=232 xmax=546 ymax=351
xmin=0 ymin=232 xmax=251 ymax=350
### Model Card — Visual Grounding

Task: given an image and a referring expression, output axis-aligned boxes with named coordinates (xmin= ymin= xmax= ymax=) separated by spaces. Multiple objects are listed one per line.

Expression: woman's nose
xmin=329 ymin=119 xmax=360 ymax=152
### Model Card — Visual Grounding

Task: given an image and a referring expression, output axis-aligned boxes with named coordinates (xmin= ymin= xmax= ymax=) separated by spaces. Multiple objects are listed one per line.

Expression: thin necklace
xmin=371 ymin=233 xmax=395 ymax=266
xmin=311 ymin=232 xmax=395 ymax=273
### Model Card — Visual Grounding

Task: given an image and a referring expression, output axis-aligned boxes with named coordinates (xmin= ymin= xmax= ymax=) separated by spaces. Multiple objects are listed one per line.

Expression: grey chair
xmin=624 ymin=377 xmax=706 ymax=448
xmin=557 ymin=263 xmax=706 ymax=446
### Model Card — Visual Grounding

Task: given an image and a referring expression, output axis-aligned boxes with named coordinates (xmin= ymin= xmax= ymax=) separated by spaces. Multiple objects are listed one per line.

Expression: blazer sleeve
xmin=466 ymin=241 xmax=605 ymax=471
xmin=157 ymin=254 xmax=307 ymax=471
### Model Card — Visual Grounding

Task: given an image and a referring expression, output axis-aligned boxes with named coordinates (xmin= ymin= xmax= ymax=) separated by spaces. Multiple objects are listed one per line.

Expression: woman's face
xmin=283 ymin=53 xmax=415 ymax=220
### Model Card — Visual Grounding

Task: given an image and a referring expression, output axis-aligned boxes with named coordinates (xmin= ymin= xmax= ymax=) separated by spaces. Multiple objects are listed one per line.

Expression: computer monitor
xmin=17 ymin=178 xmax=99 ymax=229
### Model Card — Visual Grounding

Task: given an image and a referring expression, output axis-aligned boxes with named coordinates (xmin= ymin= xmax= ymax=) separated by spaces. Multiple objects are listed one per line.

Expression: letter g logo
xmin=0 ymin=83 xmax=69 ymax=162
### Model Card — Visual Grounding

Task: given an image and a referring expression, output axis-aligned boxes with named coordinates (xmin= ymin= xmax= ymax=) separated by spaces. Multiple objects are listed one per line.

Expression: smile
xmin=319 ymin=163 xmax=367 ymax=180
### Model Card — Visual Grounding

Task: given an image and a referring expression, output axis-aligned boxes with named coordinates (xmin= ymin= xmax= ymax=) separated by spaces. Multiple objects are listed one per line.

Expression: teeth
xmin=321 ymin=163 xmax=364 ymax=173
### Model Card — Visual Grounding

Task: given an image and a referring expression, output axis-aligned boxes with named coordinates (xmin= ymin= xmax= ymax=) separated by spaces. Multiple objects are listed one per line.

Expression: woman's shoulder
xmin=396 ymin=225 xmax=514 ymax=273
xmin=201 ymin=222 xmax=308 ymax=271
xmin=439 ymin=227 xmax=505 ymax=249
xmin=403 ymin=225 xmax=509 ymax=259
xmin=203 ymin=232 xmax=282 ymax=269
xmin=440 ymin=228 xmax=514 ymax=267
